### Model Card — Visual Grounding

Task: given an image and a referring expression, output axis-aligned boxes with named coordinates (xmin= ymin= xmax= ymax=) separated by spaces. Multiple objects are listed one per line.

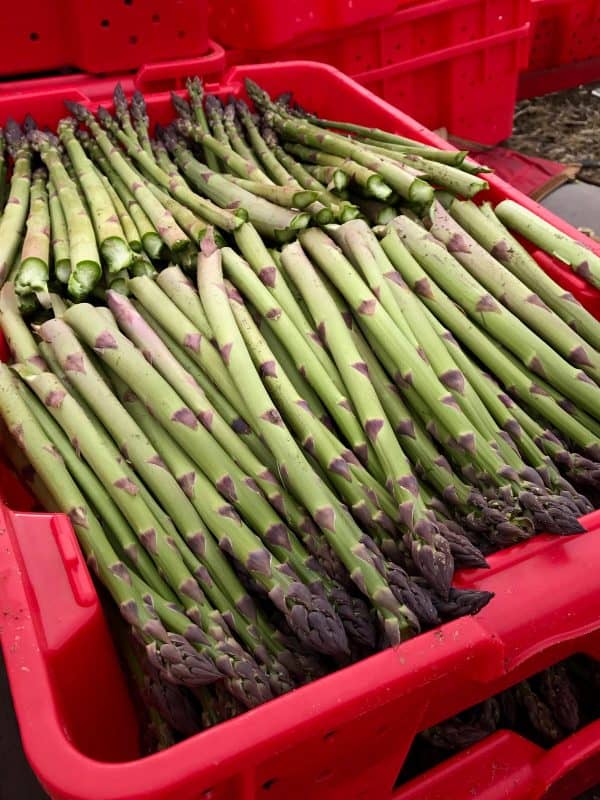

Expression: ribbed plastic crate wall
xmin=221 ymin=0 xmax=531 ymax=144
xmin=528 ymin=0 xmax=600 ymax=71
xmin=0 ymin=0 xmax=210 ymax=77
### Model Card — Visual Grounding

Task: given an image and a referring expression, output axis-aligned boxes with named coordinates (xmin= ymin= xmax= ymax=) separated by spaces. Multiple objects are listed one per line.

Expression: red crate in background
xmin=208 ymin=0 xmax=408 ymax=51
xmin=0 ymin=0 xmax=211 ymax=77
xmin=221 ymin=0 xmax=531 ymax=144
xmin=1 ymin=58 xmax=600 ymax=800
xmin=519 ymin=0 xmax=600 ymax=98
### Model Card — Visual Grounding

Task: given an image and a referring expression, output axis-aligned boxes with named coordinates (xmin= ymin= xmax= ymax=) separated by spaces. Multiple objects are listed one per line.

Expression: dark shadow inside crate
xmin=394 ymin=653 xmax=600 ymax=789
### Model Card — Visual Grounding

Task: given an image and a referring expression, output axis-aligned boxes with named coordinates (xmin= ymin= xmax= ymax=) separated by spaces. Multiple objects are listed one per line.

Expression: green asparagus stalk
xmin=223 ymin=101 xmax=261 ymax=166
xmin=357 ymin=144 xmax=488 ymax=197
xmin=495 ymin=199 xmax=600 ymax=290
xmin=393 ymin=213 xmax=600 ymax=419
xmin=265 ymin=108 xmax=434 ymax=206
xmin=42 ymin=316 xmax=293 ymax=693
xmin=66 ymin=103 xmax=194 ymax=257
xmin=155 ymin=265 xmax=212 ymax=335
xmin=261 ymin=133 xmax=358 ymax=222
xmin=0 ymin=283 xmax=47 ymax=371
xmin=284 ymin=143 xmax=393 ymax=200
xmin=0 ymin=121 xmax=32 ymax=287
xmin=61 ymin=301 xmax=348 ymax=658
xmin=30 ymin=130 xmax=101 ymax=299
xmin=204 ymin=95 xmax=230 ymax=148
xmin=299 ymin=226 xmax=587 ymax=533
xmin=111 ymin=288 xmax=374 ymax=647
xmin=47 ymin=178 xmax=71 ymax=283
xmin=198 ymin=232 xmax=420 ymax=644
xmin=223 ymin=175 xmax=319 ymax=209
xmin=15 ymin=374 xmax=174 ymax=597
xmin=351 ymin=197 xmax=397 ymax=226
xmin=163 ymin=131 xmax=310 ymax=241
xmin=359 ymin=138 xmax=470 ymax=166
xmin=79 ymin=131 xmax=165 ymax=259
xmin=113 ymin=83 xmax=141 ymax=147
xmin=14 ymin=168 xmax=51 ymax=295
xmin=0 ymin=127 xmax=7 ymax=212
xmin=129 ymin=91 xmax=155 ymax=160
xmin=176 ymin=117 xmax=272 ymax=184
xmin=281 ymin=239 xmax=454 ymax=593
xmin=126 ymin=273 xmax=250 ymax=420
xmin=59 ymin=118 xmax=133 ymax=274
xmin=451 ymin=200 xmax=600 ymax=352
xmin=0 ymin=363 xmax=221 ymax=688
xmin=302 ymin=164 xmax=349 ymax=192
xmin=95 ymin=167 xmax=142 ymax=252
xmin=131 ymin=300 xmax=269 ymax=464
xmin=237 ymin=101 xmax=305 ymax=190
xmin=21 ymin=362 xmax=275 ymax=705
xmin=385 ymin=223 xmax=600 ymax=462
xmin=184 ymin=77 xmax=220 ymax=172
xmin=232 ymin=223 xmax=346 ymax=384
xmin=428 ymin=201 xmax=600 ymax=383
xmin=221 ymin=245 xmax=382 ymax=475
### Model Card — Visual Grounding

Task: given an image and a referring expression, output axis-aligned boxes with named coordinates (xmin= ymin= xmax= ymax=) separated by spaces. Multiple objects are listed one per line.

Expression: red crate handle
xmin=135 ymin=40 xmax=227 ymax=93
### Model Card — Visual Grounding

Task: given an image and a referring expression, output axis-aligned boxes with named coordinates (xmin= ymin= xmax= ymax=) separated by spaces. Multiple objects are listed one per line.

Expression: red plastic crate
xmin=221 ymin=0 xmax=531 ymax=144
xmin=208 ymin=0 xmax=408 ymax=51
xmin=1 ymin=58 xmax=600 ymax=800
xmin=519 ymin=0 xmax=600 ymax=98
xmin=0 ymin=0 xmax=211 ymax=77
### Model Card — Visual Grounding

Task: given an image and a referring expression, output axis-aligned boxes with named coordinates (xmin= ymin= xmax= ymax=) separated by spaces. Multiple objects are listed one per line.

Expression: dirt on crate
xmin=506 ymin=84 xmax=600 ymax=186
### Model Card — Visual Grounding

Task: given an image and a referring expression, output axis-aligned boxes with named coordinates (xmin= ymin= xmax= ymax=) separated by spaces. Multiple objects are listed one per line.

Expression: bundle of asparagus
xmin=0 ymin=77 xmax=598 ymax=747
xmin=399 ymin=652 xmax=599 ymax=784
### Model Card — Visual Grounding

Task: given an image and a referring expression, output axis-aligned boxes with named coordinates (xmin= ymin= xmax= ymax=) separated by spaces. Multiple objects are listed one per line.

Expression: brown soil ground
xmin=506 ymin=84 xmax=600 ymax=185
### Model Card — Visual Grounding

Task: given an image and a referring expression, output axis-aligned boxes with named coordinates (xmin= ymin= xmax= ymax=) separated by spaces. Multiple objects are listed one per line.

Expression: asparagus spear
xmin=205 ymin=95 xmax=234 ymax=149
xmin=221 ymin=246 xmax=381 ymax=475
xmin=385 ymin=222 xmax=600 ymax=462
xmin=47 ymin=178 xmax=71 ymax=283
xmin=428 ymin=201 xmax=600 ymax=383
xmin=451 ymin=199 xmax=600 ymax=352
xmin=495 ymin=199 xmax=600 ymax=290
xmin=392 ymin=214 xmax=600 ymax=420
xmin=30 ymin=130 xmax=101 ymax=299
xmin=0 ymin=121 xmax=32 ymax=287
xmin=65 ymin=103 xmax=193 ymax=258
xmin=61 ymin=302 xmax=348 ymax=658
xmin=223 ymin=175 xmax=319 ymax=209
xmin=184 ymin=77 xmax=220 ymax=172
xmin=284 ymin=143 xmax=393 ymax=200
xmin=0 ymin=283 xmax=49 ymax=375
xmin=59 ymin=118 xmax=133 ymax=274
xmin=22 ymin=362 xmax=275 ymax=705
xmin=223 ymin=100 xmax=261 ymax=166
xmin=0 ymin=363 xmax=219 ymax=688
xmin=265 ymin=107 xmax=434 ymax=206
xmin=79 ymin=131 xmax=165 ymax=259
xmin=155 ymin=265 xmax=211 ymax=334
xmin=162 ymin=130 xmax=309 ymax=241
xmin=302 ymin=164 xmax=349 ymax=192
xmin=14 ymin=168 xmax=51 ymax=295
xmin=0 ymin=127 xmax=7 ymax=212
xmin=175 ymin=117 xmax=272 ymax=184
xmin=262 ymin=132 xmax=357 ymax=222
xmin=127 ymin=273 xmax=250 ymax=420
xmin=130 ymin=90 xmax=155 ymax=159
xmin=281 ymin=240 xmax=454 ymax=594
xmin=299 ymin=227 xmax=586 ymax=533
xmin=198 ymin=232 xmax=420 ymax=644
